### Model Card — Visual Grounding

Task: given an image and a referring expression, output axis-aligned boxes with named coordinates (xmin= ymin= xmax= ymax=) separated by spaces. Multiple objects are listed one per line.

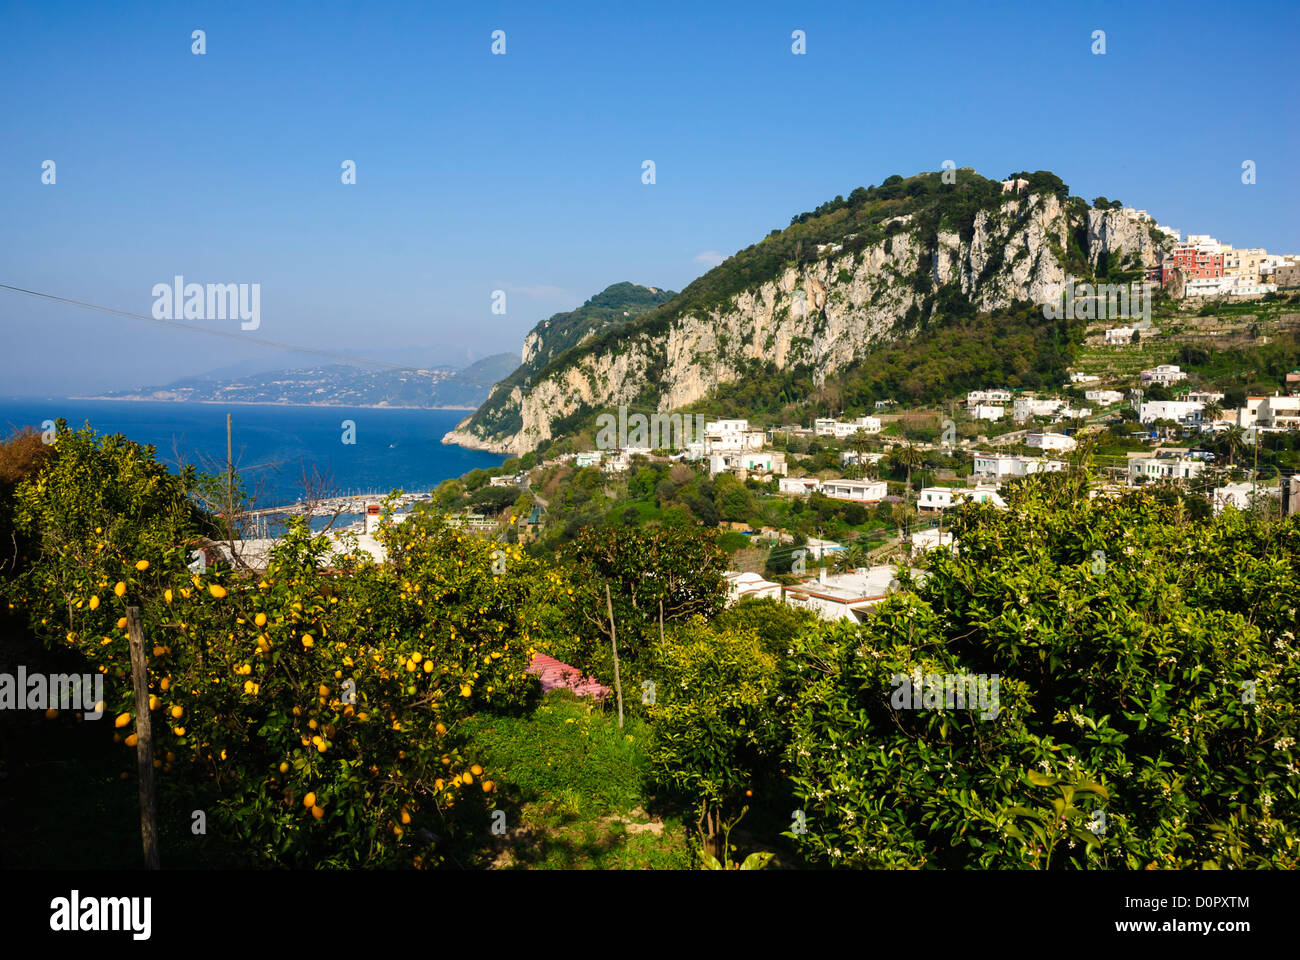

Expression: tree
xmin=646 ymin=618 xmax=782 ymax=864
xmin=712 ymin=473 xmax=755 ymax=523
xmin=559 ymin=525 xmax=729 ymax=683
xmin=784 ymin=478 xmax=1300 ymax=868
xmin=3 ymin=423 xmax=550 ymax=867
xmin=1220 ymin=426 xmax=1247 ymax=467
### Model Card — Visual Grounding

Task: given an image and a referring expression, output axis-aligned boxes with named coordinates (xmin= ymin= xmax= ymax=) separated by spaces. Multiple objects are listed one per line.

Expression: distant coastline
xmin=68 ymin=396 xmax=478 ymax=411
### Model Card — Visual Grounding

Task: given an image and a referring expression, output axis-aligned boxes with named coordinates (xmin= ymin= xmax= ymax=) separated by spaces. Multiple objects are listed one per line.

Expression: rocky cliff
xmin=445 ymin=172 xmax=1171 ymax=455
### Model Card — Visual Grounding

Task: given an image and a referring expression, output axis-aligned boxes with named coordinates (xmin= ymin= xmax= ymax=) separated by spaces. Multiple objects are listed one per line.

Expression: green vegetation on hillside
xmin=464 ymin=282 xmax=676 ymax=440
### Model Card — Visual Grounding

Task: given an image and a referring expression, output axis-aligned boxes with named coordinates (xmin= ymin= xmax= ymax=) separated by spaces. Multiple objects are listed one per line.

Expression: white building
xmin=1212 ymin=482 xmax=1262 ymax=514
xmin=1013 ymin=396 xmax=1065 ymax=422
xmin=1138 ymin=400 xmax=1204 ymax=425
xmin=815 ymin=416 xmax=882 ymax=438
xmin=820 ymin=479 xmax=888 ymax=502
xmin=1257 ymin=394 xmax=1300 ymax=430
xmin=1140 ymin=364 xmax=1187 ymax=386
xmin=1235 ymin=397 xmax=1268 ymax=430
xmin=917 ymin=485 xmax=1006 ymax=511
xmin=1085 ymin=389 xmax=1124 ymax=405
xmin=972 ymin=454 xmax=1066 ymax=479
xmin=840 ymin=450 xmax=886 ymax=466
xmin=970 ymin=404 xmax=1005 ymax=421
xmin=708 ymin=450 xmax=787 ymax=478
xmin=1128 ymin=456 xmax=1206 ymax=483
xmin=911 ymin=529 xmax=957 ymax=554
xmin=783 ymin=565 xmax=903 ymax=623
xmin=723 ymin=571 xmax=783 ymax=606
xmin=1104 ymin=326 xmax=1136 ymax=345
xmin=778 ymin=476 xmax=822 ymax=496
xmin=1069 ymin=373 xmax=1101 ymax=384
xmin=1026 ymin=432 xmax=1077 ymax=451
xmin=705 ymin=419 xmax=750 ymax=437
xmin=1185 ymin=391 xmax=1224 ymax=405
xmin=967 ymin=389 xmax=1013 ymax=406
xmin=803 ymin=537 xmax=844 ymax=561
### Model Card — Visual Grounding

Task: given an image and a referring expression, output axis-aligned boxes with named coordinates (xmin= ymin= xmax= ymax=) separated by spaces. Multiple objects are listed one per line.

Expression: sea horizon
xmin=0 ymin=397 xmax=504 ymax=508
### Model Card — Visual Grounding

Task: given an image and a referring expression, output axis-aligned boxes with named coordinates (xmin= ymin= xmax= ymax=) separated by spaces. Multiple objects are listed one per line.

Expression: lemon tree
xmin=4 ymin=422 xmax=563 ymax=867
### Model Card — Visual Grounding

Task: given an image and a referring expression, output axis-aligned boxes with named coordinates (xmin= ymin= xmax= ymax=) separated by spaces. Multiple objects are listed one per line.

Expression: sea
xmin=0 ymin=399 xmax=504 ymax=511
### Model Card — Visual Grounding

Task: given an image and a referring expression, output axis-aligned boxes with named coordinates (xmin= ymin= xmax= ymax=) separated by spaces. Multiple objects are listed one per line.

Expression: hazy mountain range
xmin=90 ymin=352 xmax=519 ymax=409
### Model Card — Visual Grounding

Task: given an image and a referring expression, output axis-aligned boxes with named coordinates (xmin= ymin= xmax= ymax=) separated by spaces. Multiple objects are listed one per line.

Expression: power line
xmin=0 ymin=282 xmax=507 ymax=388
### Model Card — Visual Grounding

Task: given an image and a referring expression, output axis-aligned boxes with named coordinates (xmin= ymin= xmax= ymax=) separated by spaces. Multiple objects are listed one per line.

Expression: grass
xmin=459 ymin=692 xmax=696 ymax=869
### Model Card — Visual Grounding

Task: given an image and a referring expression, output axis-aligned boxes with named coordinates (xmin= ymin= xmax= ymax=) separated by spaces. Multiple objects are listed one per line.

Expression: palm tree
xmin=1221 ymin=426 xmax=1246 ymax=467
xmin=833 ymin=542 xmax=869 ymax=572
xmin=895 ymin=440 xmax=924 ymax=501
xmin=1203 ymin=400 xmax=1224 ymax=423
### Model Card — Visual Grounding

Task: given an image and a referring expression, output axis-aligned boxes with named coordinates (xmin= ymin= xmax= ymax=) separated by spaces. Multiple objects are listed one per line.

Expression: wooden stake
xmin=125 ymin=606 xmax=161 ymax=869
xmin=606 ymin=583 xmax=623 ymax=729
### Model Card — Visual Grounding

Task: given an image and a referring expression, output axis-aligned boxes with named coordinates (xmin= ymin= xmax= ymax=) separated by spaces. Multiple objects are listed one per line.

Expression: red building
xmin=1160 ymin=245 xmax=1223 ymax=285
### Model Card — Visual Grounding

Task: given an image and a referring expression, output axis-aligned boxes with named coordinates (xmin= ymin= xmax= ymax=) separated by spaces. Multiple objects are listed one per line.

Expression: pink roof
xmin=526 ymin=654 xmax=610 ymax=700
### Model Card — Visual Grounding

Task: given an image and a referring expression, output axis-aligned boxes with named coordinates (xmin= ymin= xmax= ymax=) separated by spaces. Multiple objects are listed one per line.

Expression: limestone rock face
xmin=445 ymin=192 xmax=1167 ymax=456
xmin=1086 ymin=209 xmax=1170 ymax=269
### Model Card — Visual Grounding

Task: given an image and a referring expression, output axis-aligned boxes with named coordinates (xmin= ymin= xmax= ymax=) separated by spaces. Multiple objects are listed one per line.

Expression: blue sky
xmin=2 ymin=0 xmax=1297 ymax=396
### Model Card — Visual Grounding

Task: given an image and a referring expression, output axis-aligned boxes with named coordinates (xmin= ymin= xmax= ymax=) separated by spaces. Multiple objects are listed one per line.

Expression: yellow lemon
xmin=279 ymin=762 xmax=289 ymax=773
xmin=173 ymin=726 xmax=185 ymax=736
xmin=124 ymin=733 xmax=139 ymax=747
xmin=114 ymin=712 xmax=131 ymax=728
xmin=170 ymin=705 xmax=183 ymax=719
xmin=311 ymin=805 xmax=324 ymax=820
xmin=254 ymin=613 xmax=267 ymax=627
xmin=470 ymin=764 xmax=483 ymax=776
xmin=459 ymin=684 xmax=471 ymax=698
xmin=303 ymin=792 xmax=316 ymax=808
xmin=209 ymin=584 xmax=227 ymax=599
xmin=88 ymin=595 xmax=100 ymax=610
xmin=135 ymin=560 xmax=149 ymax=571
xmin=114 ymin=582 xmax=126 ymax=597
xmin=117 ymin=617 xmax=128 ymax=630
xmin=164 ymin=589 xmax=173 ymax=604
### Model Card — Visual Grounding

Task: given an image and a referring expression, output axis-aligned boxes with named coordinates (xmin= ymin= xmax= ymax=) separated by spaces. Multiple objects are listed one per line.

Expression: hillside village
xmin=428 ymin=284 xmax=1299 ymax=625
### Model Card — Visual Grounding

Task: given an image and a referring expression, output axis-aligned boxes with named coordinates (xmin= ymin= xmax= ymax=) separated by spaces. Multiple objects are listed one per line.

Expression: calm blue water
xmin=0 ymin=399 xmax=503 ymax=508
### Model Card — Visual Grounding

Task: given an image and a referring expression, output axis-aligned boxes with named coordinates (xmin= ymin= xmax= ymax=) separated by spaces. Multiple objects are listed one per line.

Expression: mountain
xmin=443 ymin=282 xmax=677 ymax=450
xmin=444 ymin=169 xmax=1172 ymax=454
xmin=94 ymin=353 xmax=519 ymax=408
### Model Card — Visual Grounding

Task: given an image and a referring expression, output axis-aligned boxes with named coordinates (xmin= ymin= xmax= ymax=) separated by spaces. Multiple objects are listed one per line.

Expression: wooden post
xmin=606 ymin=583 xmax=623 ymax=729
xmin=125 ymin=606 xmax=161 ymax=869
xmin=658 ymin=598 xmax=664 ymax=647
